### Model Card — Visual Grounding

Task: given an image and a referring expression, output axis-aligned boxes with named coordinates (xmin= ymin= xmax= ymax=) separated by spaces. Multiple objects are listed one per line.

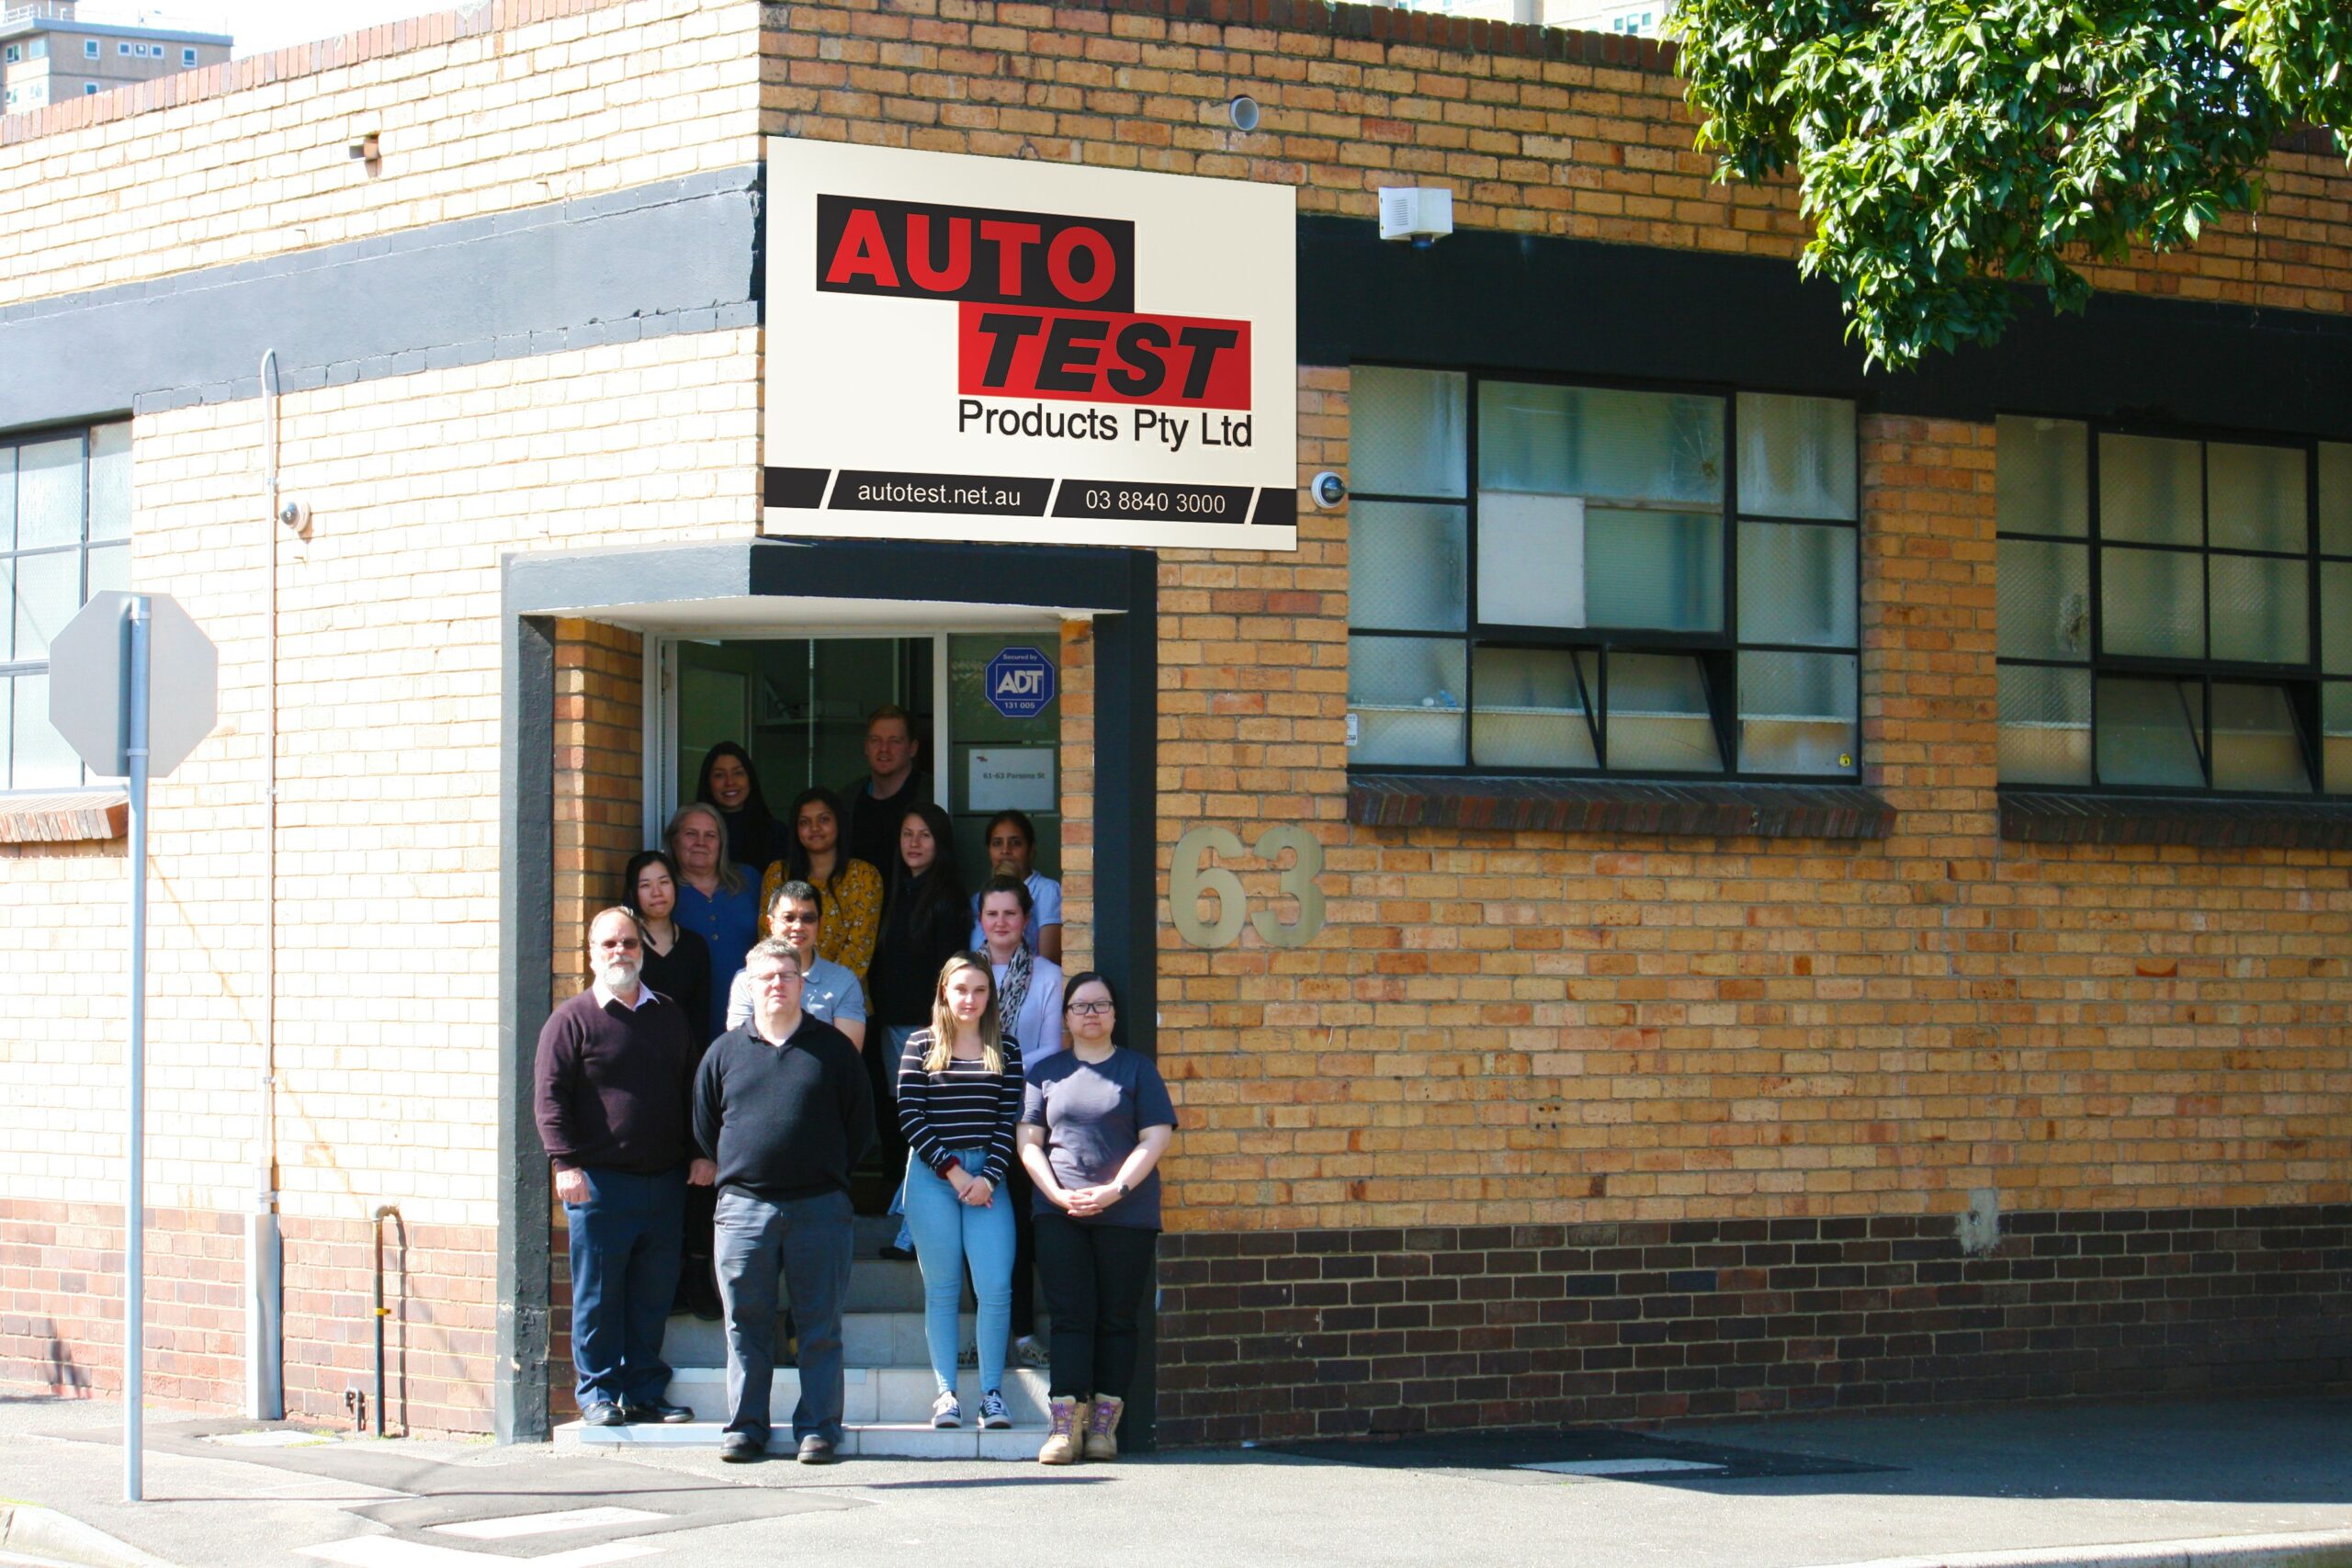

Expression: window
xmin=118 ymin=40 xmax=130 ymax=53
xmin=83 ymin=82 xmax=97 ymax=94
xmin=1996 ymin=416 xmax=2351 ymax=795
xmin=2 ymin=423 xmax=131 ymax=789
xmin=1347 ymin=368 xmax=1860 ymax=778
xmin=182 ymin=47 xmax=196 ymax=65
xmin=5 ymin=44 xmax=19 ymax=63
xmin=84 ymin=38 xmax=98 ymax=58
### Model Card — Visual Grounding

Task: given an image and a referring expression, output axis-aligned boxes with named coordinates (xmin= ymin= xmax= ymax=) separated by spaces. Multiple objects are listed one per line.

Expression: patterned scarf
xmin=997 ymin=940 xmax=1033 ymax=1035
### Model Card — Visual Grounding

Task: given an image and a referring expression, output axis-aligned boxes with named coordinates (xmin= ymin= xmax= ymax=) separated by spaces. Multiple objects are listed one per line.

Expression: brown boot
xmin=1038 ymin=1396 xmax=1088 ymax=1464
xmin=1081 ymin=1393 xmax=1125 ymax=1461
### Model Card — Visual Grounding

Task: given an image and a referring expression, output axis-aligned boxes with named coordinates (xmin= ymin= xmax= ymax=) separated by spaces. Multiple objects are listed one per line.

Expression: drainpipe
xmin=246 ymin=350 xmax=285 ymax=1420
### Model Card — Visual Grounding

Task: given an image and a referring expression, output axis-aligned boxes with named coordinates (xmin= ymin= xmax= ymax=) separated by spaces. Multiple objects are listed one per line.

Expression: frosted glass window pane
xmin=1351 ymin=367 xmax=1466 ymax=498
xmin=16 ymin=435 xmax=83 ymax=550
xmin=1473 ymin=648 xmax=1597 ymax=769
xmin=87 ymin=423 xmax=130 ymax=542
xmin=1736 ymin=393 xmax=1855 ymax=520
xmin=86 ymin=543 xmax=129 ymax=601
xmin=2323 ymin=444 xmax=2352 ymax=556
xmin=1604 ymin=652 xmax=1721 ymax=772
xmin=1478 ymin=382 xmax=1724 ymax=507
xmin=1997 ymin=416 xmax=2088 ymax=537
xmin=1998 ymin=664 xmax=2091 ymax=784
xmin=12 ymin=550 xmax=78 ymax=662
xmin=2099 ymin=434 xmax=2201 ymax=546
xmin=2324 ymin=563 xmax=2352 ymax=675
xmin=2097 ymin=677 xmax=2204 ymax=789
xmin=1741 ymin=521 xmax=1856 ymax=647
xmin=2210 ymin=683 xmax=2312 ymax=794
xmin=2210 ymin=555 xmax=2307 ymax=665
xmin=1477 ymin=491 xmax=1586 ymax=627
xmin=1350 ymin=501 xmax=1465 ymax=631
xmin=0 ymin=446 xmax=14 ymax=550
xmin=2101 ymin=547 xmax=2203 ymax=659
xmin=1997 ymin=538 xmax=2090 ymax=660
xmin=1587 ymin=508 xmax=1722 ymax=632
xmin=1349 ymin=636 xmax=1465 ymax=765
xmin=1737 ymin=650 xmax=1856 ymax=774
xmin=2207 ymin=443 xmax=2305 ymax=553
xmin=10 ymin=672 xmax=79 ymax=789
xmin=2325 ymin=684 xmax=2352 ymax=793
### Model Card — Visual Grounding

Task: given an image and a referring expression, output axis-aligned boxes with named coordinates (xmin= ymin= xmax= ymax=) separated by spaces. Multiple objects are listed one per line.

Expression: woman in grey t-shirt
xmin=1017 ymin=972 xmax=1174 ymax=1465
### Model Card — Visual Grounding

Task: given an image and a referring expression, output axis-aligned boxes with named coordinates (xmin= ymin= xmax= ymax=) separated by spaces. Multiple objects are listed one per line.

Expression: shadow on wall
xmin=47 ymin=1325 xmax=91 ymax=1396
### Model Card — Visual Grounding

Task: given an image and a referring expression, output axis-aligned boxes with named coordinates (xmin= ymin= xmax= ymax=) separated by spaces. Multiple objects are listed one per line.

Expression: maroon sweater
xmin=534 ymin=985 xmax=695 ymax=1174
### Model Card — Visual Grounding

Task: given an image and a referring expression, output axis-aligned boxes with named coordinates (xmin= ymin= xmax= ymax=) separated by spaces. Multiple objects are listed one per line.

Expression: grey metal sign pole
xmin=124 ymin=594 xmax=150 ymax=1504
xmin=49 ymin=588 xmax=220 ymax=1504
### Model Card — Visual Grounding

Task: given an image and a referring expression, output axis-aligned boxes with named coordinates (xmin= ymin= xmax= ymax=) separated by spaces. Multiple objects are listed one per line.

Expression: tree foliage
xmin=1668 ymin=0 xmax=2352 ymax=368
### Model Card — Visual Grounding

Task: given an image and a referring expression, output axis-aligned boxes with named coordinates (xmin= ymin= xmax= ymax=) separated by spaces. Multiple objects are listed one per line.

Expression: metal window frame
xmin=0 ymin=419 xmax=130 ymax=791
xmin=1345 ymin=363 xmax=1864 ymax=784
xmin=1996 ymin=412 xmax=2346 ymax=799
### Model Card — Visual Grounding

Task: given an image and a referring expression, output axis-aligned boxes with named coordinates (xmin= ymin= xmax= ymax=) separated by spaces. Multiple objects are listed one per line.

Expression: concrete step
xmin=557 ymin=1417 xmax=1046 ymax=1461
xmin=663 ymin=1365 xmax=1052 ymax=1424
xmin=666 ymin=1310 xmax=1045 ymax=1370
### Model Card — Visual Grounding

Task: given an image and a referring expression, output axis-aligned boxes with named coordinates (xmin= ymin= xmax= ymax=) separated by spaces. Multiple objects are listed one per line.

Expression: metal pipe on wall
xmin=246 ymin=350 xmax=285 ymax=1421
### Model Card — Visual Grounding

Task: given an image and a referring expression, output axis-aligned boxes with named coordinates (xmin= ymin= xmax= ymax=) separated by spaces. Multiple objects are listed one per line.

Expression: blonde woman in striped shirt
xmin=896 ymin=952 xmax=1025 ymax=1430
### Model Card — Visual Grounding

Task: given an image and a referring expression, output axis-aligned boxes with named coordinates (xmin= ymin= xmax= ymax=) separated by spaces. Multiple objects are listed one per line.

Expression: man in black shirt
xmin=535 ymin=908 xmax=715 ymax=1427
xmin=841 ymin=704 xmax=930 ymax=874
xmin=695 ymin=939 xmax=874 ymax=1463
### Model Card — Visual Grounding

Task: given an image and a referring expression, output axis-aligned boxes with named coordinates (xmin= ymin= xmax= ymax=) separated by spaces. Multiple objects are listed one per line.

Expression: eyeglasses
xmin=596 ymin=938 xmax=641 ymax=952
xmin=1068 ymin=1000 xmax=1114 ymax=1015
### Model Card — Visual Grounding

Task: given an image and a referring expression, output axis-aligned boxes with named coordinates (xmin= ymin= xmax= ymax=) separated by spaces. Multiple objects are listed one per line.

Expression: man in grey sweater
xmin=695 ymin=938 xmax=874 ymax=1463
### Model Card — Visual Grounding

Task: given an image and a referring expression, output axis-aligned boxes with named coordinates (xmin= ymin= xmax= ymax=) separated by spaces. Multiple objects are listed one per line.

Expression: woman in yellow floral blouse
xmin=761 ymin=786 xmax=883 ymax=984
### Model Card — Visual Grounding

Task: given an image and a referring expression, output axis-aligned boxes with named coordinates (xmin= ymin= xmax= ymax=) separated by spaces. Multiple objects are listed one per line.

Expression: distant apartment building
xmin=1 ymin=0 xmax=230 ymax=115
xmin=1388 ymin=0 xmax=1671 ymax=33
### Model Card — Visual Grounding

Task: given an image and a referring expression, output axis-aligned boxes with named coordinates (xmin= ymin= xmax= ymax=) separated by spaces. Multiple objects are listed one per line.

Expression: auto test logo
xmin=815 ymin=193 xmax=1253 ymax=453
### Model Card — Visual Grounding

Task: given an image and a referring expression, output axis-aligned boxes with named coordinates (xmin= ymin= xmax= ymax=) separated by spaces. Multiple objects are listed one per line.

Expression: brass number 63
xmin=1169 ymin=825 xmax=1327 ymax=950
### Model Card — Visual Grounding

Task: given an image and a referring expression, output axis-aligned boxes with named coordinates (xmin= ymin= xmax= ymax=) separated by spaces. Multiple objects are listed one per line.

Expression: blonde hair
xmin=923 ymin=951 xmax=1002 ymax=1077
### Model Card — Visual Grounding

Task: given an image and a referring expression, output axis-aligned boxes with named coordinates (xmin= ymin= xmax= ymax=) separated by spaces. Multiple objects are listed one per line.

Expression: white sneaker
xmin=978 ymin=1390 xmax=1012 ymax=1429
xmin=930 ymin=1390 xmax=962 ymax=1428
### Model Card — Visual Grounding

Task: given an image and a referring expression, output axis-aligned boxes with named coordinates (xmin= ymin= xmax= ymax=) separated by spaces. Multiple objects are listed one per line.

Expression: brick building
xmin=0 ymin=0 xmax=2345 ymax=1450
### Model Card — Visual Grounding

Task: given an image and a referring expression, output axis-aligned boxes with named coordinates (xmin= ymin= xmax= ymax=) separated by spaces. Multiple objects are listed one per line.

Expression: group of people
xmin=535 ymin=708 xmax=1172 ymax=1465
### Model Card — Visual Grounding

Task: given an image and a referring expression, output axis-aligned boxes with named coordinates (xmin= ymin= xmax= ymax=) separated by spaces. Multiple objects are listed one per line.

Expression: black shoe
xmin=796 ymin=1435 xmax=838 ymax=1465
xmin=580 ymin=1402 xmax=626 ymax=1427
xmin=623 ymin=1401 xmax=695 ymax=1424
xmin=719 ymin=1432 xmax=764 ymax=1462
xmin=878 ymin=1243 xmax=915 ymax=1262
xmin=689 ymin=1273 xmax=723 ymax=1322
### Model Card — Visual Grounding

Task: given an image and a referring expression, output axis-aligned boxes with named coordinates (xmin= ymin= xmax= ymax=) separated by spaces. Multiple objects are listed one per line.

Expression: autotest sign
xmin=764 ymin=141 xmax=1297 ymax=550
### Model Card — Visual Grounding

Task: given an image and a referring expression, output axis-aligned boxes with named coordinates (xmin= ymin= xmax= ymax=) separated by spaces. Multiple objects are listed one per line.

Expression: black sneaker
xmin=579 ymin=1402 xmax=626 ymax=1427
xmin=719 ymin=1432 xmax=764 ymax=1463
xmin=622 ymin=1401 xmax=695 ymax=1424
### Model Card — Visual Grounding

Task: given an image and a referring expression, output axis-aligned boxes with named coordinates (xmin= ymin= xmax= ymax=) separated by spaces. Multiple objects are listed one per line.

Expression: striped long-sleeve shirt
xmin=896 ymin=1029 xmax=1025 ymax=1187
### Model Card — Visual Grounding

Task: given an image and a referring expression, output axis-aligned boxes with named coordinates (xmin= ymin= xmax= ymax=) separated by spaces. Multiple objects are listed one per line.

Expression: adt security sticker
xmin=985 ymin=646 xmax=1057 ymax=719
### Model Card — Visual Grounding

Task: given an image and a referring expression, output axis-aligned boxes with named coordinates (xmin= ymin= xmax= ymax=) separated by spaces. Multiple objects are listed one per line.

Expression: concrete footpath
xmin=0 ymin=1393 xmax=2346 ymax=1568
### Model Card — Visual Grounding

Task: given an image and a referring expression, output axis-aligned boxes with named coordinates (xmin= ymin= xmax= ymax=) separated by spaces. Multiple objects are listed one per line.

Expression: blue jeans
xmin=903 ymin=1145 xmax=1013 ymax=1395
xmin=713 ymin=1186 xmax=855 ymax=1446
xmin=563 ymin=1165 xmax=686 ymax=1410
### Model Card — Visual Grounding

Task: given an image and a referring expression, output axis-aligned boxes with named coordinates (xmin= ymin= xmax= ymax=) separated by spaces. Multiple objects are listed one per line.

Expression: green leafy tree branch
xmin=1668 ymin=0 xmax=2352 ymax=368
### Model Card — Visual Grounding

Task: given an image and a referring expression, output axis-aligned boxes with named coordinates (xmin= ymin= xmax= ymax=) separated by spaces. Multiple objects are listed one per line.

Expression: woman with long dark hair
xmin=867 ymin=803 xmax=969 ymax=1245
xmin=620 ymin=849 xmax=712 ymax=1044
xmin=1017 ymin=972 xmax=1174 ymax=1464
xmin=758 ymin=786 xmax=883 ymax=984
xmin=694 ymin=742 xmax=782 ymax=878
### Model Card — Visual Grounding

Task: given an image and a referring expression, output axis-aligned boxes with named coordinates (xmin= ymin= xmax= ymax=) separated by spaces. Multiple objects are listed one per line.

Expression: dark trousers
xmin=563 ymin=1164 xmax=686 ymax=1409
xmin=1008 ymin=1159 xmax=1037 ymax=1338
xmin=1033 ymin=1209 xmax=1156 ymax=1402
xmin=714 ymin=1186 xmax=854 ymax=1445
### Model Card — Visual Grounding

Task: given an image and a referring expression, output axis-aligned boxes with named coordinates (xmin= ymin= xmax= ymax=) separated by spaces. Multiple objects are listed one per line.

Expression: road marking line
xmin=1514 ymin=1458 xmax=1728 ymax=1477
xmin=299 ymin=1537 xmax=661 ymax=1568
xmin=435 ymin=1509 xmax=666 ymax=1541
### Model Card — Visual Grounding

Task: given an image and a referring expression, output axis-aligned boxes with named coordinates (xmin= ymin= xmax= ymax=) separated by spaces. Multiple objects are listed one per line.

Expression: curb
xmin=1802 ymin=1528 xmax=2352 ymax=1568
xmin=0 ymin=1506 xmax=176 ymax=1568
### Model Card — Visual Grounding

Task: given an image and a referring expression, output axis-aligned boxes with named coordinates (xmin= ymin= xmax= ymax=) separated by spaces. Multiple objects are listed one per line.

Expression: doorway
xmin=662 ymin=633 xmax=1064 ymax=892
